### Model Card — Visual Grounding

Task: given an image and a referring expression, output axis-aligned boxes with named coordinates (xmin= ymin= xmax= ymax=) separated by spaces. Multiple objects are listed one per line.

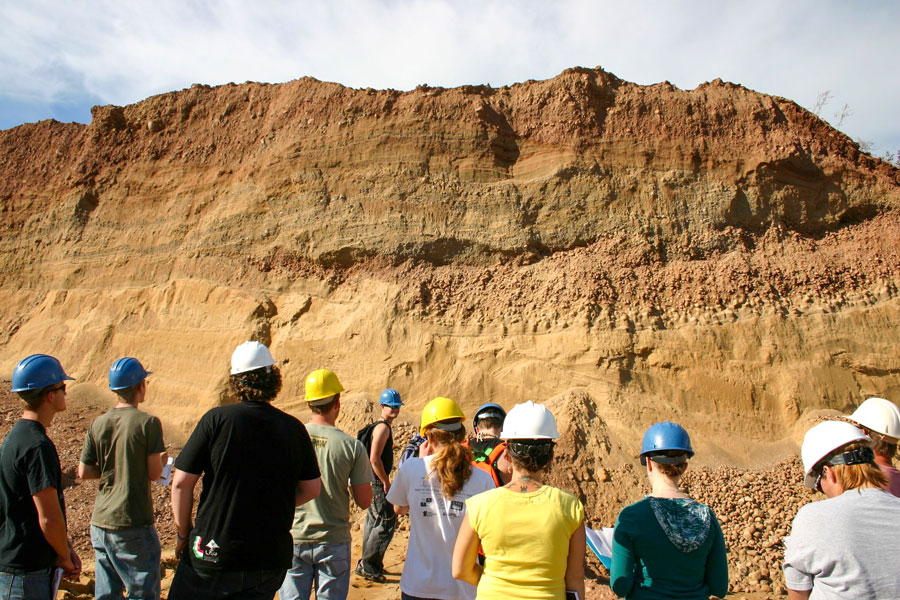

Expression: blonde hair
xmin=829 ymin=442 xmax=888 ymax=491
xmin=426 ymin=425 xmax=471 ymax=499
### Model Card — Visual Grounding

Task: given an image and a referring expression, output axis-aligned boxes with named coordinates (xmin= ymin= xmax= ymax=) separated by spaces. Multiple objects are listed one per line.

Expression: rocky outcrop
xmin=1 ymin=67 xmax=898 ymax=457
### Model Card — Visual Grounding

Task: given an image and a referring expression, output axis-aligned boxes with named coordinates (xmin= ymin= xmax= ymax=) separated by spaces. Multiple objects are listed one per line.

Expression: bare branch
xmin=812 ymin=90 xmax=832 ymax=116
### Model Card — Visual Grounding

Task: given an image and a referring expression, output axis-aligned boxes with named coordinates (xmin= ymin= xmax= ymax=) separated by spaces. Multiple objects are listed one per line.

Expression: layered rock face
xmin=1 ymin=67 xmax=898 ymax=462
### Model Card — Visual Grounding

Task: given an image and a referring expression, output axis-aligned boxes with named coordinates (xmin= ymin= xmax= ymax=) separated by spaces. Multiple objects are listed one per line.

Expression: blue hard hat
xmin=380 ymin=388 xmax=403 ymax=407
xmin=10 ymin=354 xmax=74 ymax=393
xmin=474 ymin=402 xmax=506 ymax=423
xmin=640 ymin=421 xmax=694 ymax=459
xmin=109 ymin=357 xmax=151 ymax=391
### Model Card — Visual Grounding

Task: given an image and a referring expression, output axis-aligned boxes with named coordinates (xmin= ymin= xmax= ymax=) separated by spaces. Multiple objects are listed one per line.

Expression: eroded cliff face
xmin=1 ymin=67 xmax=898 ymax=463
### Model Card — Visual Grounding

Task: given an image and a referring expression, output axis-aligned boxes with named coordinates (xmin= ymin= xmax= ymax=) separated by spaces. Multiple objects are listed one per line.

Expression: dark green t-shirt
xmin=81 ymin=406 xmax=165 ymax=529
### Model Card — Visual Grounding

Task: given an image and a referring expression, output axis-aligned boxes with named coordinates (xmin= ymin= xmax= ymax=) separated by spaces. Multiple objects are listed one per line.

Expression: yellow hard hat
xmin=420 ymin=396 xmax=466 ymax=435
xmin=305 ymin=369 xmax=344 ymax=404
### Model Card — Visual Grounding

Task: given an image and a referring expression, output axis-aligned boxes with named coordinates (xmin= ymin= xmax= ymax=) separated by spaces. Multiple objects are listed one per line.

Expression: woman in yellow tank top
xmin=452 ymin=401 xmax=585 ymax=600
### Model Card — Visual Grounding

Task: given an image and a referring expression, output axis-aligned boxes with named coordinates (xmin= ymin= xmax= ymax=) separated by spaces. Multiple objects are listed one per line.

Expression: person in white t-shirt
xmin=783 ymin=420 xmax=900 ymax=599
xmin=387 ymin=397 xmax=494 ymax=600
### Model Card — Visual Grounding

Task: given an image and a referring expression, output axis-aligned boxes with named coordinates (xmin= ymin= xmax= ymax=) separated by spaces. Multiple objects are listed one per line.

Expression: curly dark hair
xmin=229 ymin=366 xmax=282 ymax=403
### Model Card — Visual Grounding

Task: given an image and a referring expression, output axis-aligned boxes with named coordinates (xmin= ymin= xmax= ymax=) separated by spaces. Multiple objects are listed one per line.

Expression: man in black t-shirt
xmin=169 ymin=341 xmax=321 ymax=600
xmin=0 ymin=354 xmax=81 ymax=600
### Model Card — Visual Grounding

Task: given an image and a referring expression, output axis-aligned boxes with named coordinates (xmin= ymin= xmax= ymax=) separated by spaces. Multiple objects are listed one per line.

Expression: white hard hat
xmin=499 ymin=401 xmax=560 ymax=440
xmin=230 ymin=341 xmax=275 ymax=375
xmin=800 ymin=421 xmax=871 ymax=489
xmin=848 ymin=397 xmax=900 ymax=442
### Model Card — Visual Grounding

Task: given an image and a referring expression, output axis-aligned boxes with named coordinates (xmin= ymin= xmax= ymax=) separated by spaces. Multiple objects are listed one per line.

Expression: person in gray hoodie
xmin=610 ymin=422 xmax=728 ymax=599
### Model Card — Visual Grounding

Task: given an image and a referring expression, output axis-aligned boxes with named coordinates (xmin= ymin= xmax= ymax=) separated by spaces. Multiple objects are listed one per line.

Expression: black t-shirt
xmin=375 ymin=422 xmax=394 ymax=476
xmin=174 ymin=401 xmax=320 ymax=571
xmin=0 ymin=419 xmax=65 ymax=572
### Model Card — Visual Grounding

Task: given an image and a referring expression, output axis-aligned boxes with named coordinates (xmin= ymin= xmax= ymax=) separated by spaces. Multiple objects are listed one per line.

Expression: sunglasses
xmin=47 ymin=383 xmax=67 ymax=394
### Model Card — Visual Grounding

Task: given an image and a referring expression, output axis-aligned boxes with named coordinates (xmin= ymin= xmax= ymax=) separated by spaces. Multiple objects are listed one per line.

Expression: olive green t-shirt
xmin=81 ymin=406 xmax=165 ymax=529
xmin=290 ymin=423 xmax=372 ymax=544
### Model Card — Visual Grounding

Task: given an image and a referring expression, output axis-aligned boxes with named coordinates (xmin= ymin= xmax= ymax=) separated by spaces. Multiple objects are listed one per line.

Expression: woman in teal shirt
xmin=611 ymin=422 xmax=728 ymax=599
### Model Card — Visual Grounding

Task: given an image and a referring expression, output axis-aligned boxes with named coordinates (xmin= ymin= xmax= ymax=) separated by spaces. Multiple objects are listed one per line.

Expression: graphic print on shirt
xmin=421 ymin=496 xmax=434 ymax=517
xmin=191 ymin=535 xmax=220 ymax=564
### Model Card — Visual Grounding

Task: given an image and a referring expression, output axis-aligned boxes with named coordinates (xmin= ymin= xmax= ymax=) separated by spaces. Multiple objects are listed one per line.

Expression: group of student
xmin=1 ymin=344 xmax=899 ymax=600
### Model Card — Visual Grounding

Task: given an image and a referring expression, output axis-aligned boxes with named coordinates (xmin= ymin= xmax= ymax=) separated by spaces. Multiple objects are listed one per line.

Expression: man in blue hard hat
xmin=355 ymin=388 xmax=403 ymax=583
xmin=78 ymin=357 xmax=167 ymax=600
xmin=0 ymin=354 xmax=82 ymax=599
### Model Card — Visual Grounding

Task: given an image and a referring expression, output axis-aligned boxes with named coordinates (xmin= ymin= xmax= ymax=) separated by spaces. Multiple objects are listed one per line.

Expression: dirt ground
xmin=1 ymin=383 xmax=875 ymax=600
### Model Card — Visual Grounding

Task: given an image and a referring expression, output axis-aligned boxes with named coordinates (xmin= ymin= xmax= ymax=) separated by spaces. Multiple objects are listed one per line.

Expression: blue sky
xmin=1 ymin=0 xmax=898 ymax=158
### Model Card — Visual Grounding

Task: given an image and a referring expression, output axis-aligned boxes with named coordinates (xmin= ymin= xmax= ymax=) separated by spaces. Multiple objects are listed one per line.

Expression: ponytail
xmin=426 ymin=426 xmax=472 ymax=499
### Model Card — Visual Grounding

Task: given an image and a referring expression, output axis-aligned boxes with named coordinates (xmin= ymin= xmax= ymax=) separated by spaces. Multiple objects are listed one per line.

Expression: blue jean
xmin=360 ymin=481 xmax=396 ymax=575
xmin=91 ymin=524 xmax=161 ymax=600
xmin=278 ymin=541 xmax=351 ymax=600
xmin=0 ymin=567 xmax=53 ymax=600
xmin=168 ymin=557 xmax=285 ymax=600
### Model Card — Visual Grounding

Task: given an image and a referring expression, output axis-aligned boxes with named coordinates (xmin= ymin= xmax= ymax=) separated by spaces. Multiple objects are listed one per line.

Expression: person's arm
xmin=565 ymin=523 xmax=586 ymax=599
xmin=171 ymin=469 xmax=200 ymax=557
xmin=32 ymin=487 xmax=74 ymax=573
xmin=78 ymin=430 xmax=100 ymax=480
xmin=295 ymin=477 xmax=321 ymax=506
xmin=146 ymin=418 xmax=168 ymax=481
xmin=385 ymin=461 xmax=408 ymax=515
xmin=452 ymin=513 xmax=483 ymax=586
xmin=76 ymin=462 xmax=100 ymax=480
xmin=783 ymin=510 xmax=814 ymax=600
xmin=66 ymin=538 xmax=82 ymax=579
xmin=705 ymin=516 xmax=729 ymax=598
xmin=369 ymin=423 xmax=392 ymax=491
xmin=147 ymin=451 xmax=167 ymax=482
xmin=351 ymin=482 xmax=373 ymax=509
xmin=610 ymin=518 xmax=636 ymax=598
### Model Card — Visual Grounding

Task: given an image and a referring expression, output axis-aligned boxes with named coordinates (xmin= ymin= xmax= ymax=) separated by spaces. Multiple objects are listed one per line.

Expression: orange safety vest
xmin=465 ymin=439 xmax=506 ymax=487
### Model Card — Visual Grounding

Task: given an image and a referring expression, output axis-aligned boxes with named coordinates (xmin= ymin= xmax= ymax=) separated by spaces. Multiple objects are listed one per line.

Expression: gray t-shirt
xmin=783 ymin=487 xmax=900 ymax=599
xmin=289 ymin=422 xmax=372 ymax=544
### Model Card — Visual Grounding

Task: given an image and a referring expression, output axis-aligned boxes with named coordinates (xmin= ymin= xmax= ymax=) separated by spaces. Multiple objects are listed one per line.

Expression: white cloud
xmin=1 ymin=0 xmax=898 ymax=153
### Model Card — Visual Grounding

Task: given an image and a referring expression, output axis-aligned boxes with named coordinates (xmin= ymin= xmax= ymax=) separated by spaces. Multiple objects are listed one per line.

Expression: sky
xmin=1 ymin=0 xmax=898 ymax=159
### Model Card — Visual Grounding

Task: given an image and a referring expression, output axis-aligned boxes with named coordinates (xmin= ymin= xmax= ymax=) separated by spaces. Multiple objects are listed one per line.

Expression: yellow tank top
xmin=465 ymin=485 xmax=584 ymax=599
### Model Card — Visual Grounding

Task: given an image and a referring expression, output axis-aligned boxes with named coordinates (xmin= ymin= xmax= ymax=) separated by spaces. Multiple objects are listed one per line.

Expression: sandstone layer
xmin=1 ymin=67 xmax=899 ymax=464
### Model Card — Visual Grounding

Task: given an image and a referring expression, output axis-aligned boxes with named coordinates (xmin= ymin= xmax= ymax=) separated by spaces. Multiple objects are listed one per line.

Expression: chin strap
xmin=827 ymin=446 xmax=875 ymax=467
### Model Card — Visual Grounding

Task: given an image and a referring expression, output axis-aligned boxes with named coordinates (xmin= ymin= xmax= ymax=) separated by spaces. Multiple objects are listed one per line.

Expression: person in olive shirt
xmin=279 ymin=369 xmax=373 ymax=600
xmin=0 ymin=354 xmax=81 ymax=600
xmin=169 ymin=341 xmax=321 ymax=600
xmin=78 ymin=357 xmax=167 ymax=600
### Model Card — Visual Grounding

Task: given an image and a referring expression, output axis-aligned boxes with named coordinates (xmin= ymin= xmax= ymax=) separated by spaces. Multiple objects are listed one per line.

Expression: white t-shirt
xmin=387 ymin=455 xmax=495 ymax=600
xmin=783 ymin=487 xmax=900 ymax=599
